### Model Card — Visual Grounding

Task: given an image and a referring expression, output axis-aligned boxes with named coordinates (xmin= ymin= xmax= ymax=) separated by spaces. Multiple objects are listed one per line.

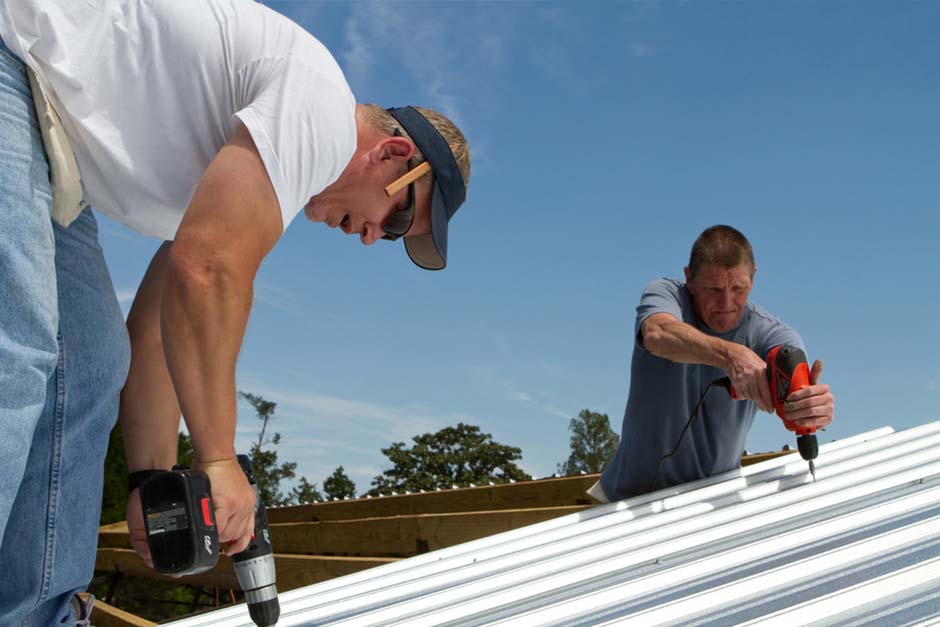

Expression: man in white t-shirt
xmin=0 ymin=2 xmax=471 ymax=624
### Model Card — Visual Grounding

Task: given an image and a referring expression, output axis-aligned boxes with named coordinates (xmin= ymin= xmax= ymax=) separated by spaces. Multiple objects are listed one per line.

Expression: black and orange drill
xmin=723 ymin=344 xmax=818 ymax=481
xmin=766 ymin=344 xmax=818 ymax=481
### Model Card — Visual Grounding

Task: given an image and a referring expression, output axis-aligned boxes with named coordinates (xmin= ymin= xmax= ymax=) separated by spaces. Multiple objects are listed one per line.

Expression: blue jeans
xmin=0 ymin=37 xmax=130 ymax=626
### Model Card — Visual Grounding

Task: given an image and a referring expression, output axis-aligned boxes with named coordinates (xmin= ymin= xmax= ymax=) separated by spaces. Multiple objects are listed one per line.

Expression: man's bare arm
xmin=162 ymin=126 xmax=280 ymax=461
xmin=145 ymin=121 xmax=281 ymax=554
xmin=121 ymin=242 xmax=178 ymax=474
xmin=120 ymin=242 xmax=181 ymax=567
xmin=641 ymin=312 xmax=774 ymax=411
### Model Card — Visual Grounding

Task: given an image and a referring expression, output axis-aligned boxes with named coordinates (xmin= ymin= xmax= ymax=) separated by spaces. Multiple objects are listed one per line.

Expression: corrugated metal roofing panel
xmin=165 ymin=422 xmax=940 ymax=626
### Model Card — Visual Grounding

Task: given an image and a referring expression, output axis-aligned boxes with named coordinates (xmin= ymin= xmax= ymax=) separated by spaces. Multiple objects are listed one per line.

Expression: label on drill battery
xmin=146 ymin=501 xmax=189 ymax=535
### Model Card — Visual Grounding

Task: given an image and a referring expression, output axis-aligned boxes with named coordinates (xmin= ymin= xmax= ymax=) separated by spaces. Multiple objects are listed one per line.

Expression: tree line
xmin=101 ymin=393 xmax=620 ymax=524
xmin=94 ymin=393 xmax=620 ymax=620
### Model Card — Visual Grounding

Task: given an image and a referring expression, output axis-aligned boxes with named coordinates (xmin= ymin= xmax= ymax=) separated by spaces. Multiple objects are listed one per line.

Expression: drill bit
xmin=797 ymin=434 xmax=818 ymax=484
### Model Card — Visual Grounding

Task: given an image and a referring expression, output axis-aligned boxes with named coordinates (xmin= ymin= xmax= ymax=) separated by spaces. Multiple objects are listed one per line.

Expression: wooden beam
xmin=95 ymin=548 xmax=396 ymax=591
xmin=100 ymin=505 xmax=587 ymax=557
xmin=741 ymin=450 xmax=791 ymax=466
xmin=274 ymin=504 xmax=587 ymax=556
xmin=98 ymin=523 xmax=129 ymax=548
xmin=267 ymin=450 xmax=785 ymax=523
xmin=100 ymin=453 xmax=786 ymax=540
xmin=82 ymin=594 xmax=156 ymax=627
xmin=268 ymin=475 xmax=599 ymax=523
xmin=98 ymin=476 xmax=597 ymax=545
xmin=98 ymin=520 xmax=130 ymax=533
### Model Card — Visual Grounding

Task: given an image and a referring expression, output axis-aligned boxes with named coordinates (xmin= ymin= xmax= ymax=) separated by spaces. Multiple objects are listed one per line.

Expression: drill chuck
xmin=235 ymin=454 xmax=280 ymax=627
xmin=247 ymin=594 xmax=280 ymax=627
xmin=797 ymin=433 xmax=818 ymax=462
xmin=234 ymin=555 xmax=279 ymax=626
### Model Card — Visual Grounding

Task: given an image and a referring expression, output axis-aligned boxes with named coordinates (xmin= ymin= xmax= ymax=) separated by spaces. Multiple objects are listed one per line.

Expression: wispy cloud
xmin=232 ymin=377 xmax=459 ymax=491
xmin=237 ymin=379 xmax=445 ymax=445
xmin=630 ymin=42 xmax=656 ymax=59
xmin=342 ymin=11 xmax=373 ymax=87
xmin=266 ymin=1 xmax=321 ymax=27
xmin=236 ymin=426 xmax=384 ymax=489
xmin=231 ymin=371 xmax=570 ymax=491
xmin=98 ymin=221 xmax=155 ymax=246
xmin=512 ymin=391 xmax=532 ymax=403
xmin=467 ymin=366 xmax=571 ymax=420
xmin=251 ymin=281 xmax=340 ymax=322
xmin=341 ymin=1 xmax=480 ymax=128
xmin=928 ymin=375 xmax=940 ymax=392
xmin=620 ymin=0 xmax=664 ymax=24
xmin=115 ymin=287 xmax=136 ymax=308
xmin=479 ymin=33 xmax=505 ymax=67
xmin=113 ymin=287 xmax=137 ymax=319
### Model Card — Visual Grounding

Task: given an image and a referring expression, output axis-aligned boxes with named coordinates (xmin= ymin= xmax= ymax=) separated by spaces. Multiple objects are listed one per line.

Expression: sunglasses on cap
xmin=381 ymin=128 xmax=425 ymax=241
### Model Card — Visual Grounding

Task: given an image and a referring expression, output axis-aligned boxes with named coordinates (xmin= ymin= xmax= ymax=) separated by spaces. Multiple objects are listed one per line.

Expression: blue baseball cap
xmin=387 ymin=106 xmax=467 ymax=271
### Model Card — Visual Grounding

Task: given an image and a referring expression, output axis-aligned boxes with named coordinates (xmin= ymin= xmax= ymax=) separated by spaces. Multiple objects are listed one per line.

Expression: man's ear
xmin=369 ymin=135 xmax=414 ymax=164
xmin=684 ymin=266 xmax=692 ymax=284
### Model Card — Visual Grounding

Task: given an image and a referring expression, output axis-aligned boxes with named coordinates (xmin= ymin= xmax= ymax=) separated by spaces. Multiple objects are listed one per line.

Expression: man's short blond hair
xmin=359 ymin=103 xmax=471 ymax=189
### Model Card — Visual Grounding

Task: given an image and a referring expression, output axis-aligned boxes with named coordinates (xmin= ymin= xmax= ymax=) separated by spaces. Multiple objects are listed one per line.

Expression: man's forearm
xmin=642 ymin=316 xmax=733 ymax=370
xmin=121 ymin=347 xmax=181 ymax=472
xmin=121 ymin=243 xmax=181 ymax=472
xmin=161 ymin=253 xmax=252 ymax=463
xmin=643 ymin=313 xmax=774 ymax=410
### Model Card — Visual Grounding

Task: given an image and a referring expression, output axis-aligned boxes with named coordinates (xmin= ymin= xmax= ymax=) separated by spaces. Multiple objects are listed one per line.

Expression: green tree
xmin=177 ymin=430 xmax=195 ymax=468
xmin=369 ymin=423 xmax=531 ymax=496
xmin=240 ymin=390 xmax=278 ymax=450
xmin=239 ymin=390 xmax=327 ymax=507
xmin=290 ymin=476 xmax=323 ymax=504
xmin=323 ymin=466 xmax=356 ymax=500
xmin=557 ymin=409 xmax=620 ymax=475
xmin=239 ymin=390 xmax=297 ymax=507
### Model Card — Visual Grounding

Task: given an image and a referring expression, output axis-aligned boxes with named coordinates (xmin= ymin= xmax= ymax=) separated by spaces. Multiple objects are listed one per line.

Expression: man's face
xmin=685 ymin=262 xmax=754 ymax=333
xmin=304 ymin=113 xmax=432 ymax=245
xmin=304 ymin=177 xmax=431 ymax=245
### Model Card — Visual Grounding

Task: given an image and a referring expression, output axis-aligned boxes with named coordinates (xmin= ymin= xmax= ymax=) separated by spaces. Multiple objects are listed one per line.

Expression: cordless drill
xmin=766 ymin=345 xmax=818 ymax=481
xmin=140 ymin=454 xmax=280 ymax=626
xmin=721 ymin=344 xmax=818 ymax=481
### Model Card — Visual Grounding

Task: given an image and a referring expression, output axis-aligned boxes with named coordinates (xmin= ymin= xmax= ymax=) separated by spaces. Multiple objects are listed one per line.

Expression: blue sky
xmin=98 ymin=1 xmax=940 ymax=496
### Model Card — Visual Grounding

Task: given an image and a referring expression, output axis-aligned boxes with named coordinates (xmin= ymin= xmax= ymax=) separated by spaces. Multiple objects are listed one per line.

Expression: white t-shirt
xmin=0 ymin=0 xmax=356 ymax=240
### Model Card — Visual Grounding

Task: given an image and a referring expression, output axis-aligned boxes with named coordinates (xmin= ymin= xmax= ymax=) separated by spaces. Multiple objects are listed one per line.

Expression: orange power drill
xmin=724 ymin=344 xmax=818 ymax=481
xmin=767 ymin=345 xmax=818 ymax=481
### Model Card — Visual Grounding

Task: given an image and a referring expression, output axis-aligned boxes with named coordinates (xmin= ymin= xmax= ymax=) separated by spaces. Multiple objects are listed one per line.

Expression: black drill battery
xmin=140 ymin=468 xmax=219 ymax=575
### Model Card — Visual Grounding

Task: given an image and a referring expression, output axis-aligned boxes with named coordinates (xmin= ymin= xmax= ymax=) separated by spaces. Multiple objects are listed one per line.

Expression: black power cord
xmin=645 ymin=378 xmax=729 ymax=494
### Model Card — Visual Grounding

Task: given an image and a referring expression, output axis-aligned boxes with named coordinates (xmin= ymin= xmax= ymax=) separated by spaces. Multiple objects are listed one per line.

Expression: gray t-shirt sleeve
xmin=634 ymin=278 xmax=686 ymax=348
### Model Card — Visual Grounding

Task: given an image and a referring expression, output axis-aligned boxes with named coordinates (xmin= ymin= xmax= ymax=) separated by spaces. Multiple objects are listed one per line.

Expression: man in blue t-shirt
xmin=592 ymin=225 xmax=835 ymax=502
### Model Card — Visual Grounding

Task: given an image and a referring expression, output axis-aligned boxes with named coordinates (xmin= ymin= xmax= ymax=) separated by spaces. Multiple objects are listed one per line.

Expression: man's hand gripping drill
xmin=129 ymin=454 xmax=280 ymax=626
xmin=721 ymin=344 xmax=834 ymax=482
